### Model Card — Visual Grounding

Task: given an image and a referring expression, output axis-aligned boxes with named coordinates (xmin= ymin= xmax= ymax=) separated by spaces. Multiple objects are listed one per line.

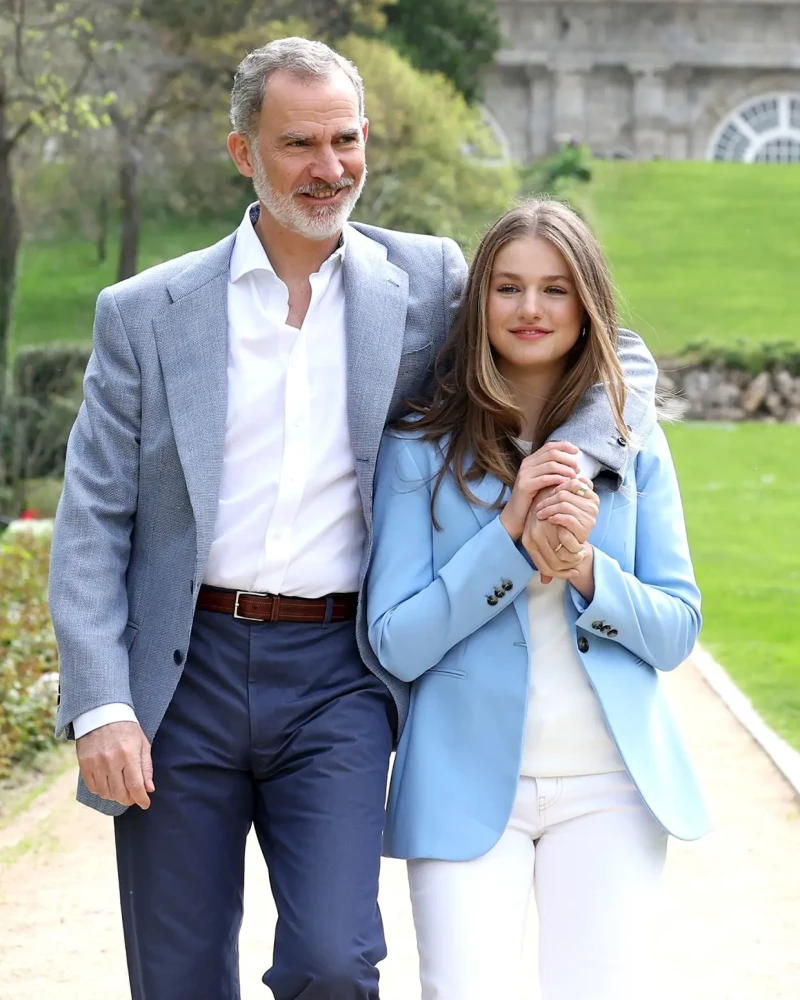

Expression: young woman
xmin=366 ymin=200 xmax=711 ymax=1000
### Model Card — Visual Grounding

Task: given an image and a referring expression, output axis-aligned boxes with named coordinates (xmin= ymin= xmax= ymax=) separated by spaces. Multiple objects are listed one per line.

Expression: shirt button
xmin=577 ymin=637 xmax=590 ymax=653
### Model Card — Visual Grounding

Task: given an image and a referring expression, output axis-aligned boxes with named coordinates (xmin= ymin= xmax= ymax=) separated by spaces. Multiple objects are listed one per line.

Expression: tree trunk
xmin=117 ymin=139 xmax=140 ymax=281
xmin=96 ymin=194 xmax=108 ymax=264
xmin=0 ymin=137 xmax=21 ymax=410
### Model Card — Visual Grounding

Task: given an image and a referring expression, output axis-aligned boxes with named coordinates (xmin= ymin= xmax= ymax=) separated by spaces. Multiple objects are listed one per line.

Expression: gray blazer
xmin=49 ymin=220 xmax=657 ymax=815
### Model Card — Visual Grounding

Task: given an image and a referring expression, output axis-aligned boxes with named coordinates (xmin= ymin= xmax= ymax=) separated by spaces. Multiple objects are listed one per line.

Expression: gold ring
xmin=554 ymin=543 xmax=564 ymax=553
xmin=576 ymin=485 xmax=588 ymax=497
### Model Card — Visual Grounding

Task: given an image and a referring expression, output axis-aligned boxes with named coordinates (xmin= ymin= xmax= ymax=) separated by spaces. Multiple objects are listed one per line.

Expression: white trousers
xmin=408 ymin=771 xmax=668 ymax=1000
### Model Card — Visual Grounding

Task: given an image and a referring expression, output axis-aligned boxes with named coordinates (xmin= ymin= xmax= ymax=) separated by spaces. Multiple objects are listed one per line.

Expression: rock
xmin=657 ymin=371 xmax=677 ymax=393
xmin=682 ymin=369 xmax=711 ymax=403
xmin=786 ymin=409 xmax=800 ymax=425
xmin=772 ymin=369 xmax=795 ymax=402
xmin=707 ymin=382 xmax=742 ymax=408
xmin=742 ymin=371 xmax=770 ymax=414
xmin=765 ymin=392 xmax=786 ymax=419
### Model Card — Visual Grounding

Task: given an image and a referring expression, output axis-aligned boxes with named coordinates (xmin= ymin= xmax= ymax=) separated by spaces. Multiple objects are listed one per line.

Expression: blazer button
xmin=577 ymin=637 xmax=590 ymax=653
xmin=617 ymin=435 xmax=627 ymax=446
xmin=608 ymin=629 xmax=619 ymax=638
xmin=502 ymin=579 xmax=513 ymax=592
xmin=494 ymin=587 xmax=506 ymax=599
xmin=592 ymin=620 xmax=603 ymax=630
xmin=487 ymin=595 xmax=499 ymax=606
xmin=601 ymin=624 xmax=612 ymax=634
xmin=173 ymin=649 xmax=184 ymax=665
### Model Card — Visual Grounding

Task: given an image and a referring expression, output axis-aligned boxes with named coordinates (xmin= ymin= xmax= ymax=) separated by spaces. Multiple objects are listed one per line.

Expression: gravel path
xmin=1 ymin=658 xmax=798 ymax=999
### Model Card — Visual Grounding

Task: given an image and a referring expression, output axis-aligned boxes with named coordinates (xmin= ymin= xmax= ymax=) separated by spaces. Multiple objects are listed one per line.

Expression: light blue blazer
xmin=367 ymin=425 xmax=712 ymax=861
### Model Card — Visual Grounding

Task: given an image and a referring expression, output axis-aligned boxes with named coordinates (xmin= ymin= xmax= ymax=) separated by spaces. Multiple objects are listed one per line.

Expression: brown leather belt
xmin=197 ymin=585 xmax=358 ymax=624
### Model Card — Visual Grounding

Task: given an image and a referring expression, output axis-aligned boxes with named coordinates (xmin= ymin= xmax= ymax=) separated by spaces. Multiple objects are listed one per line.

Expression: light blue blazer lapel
xmin=343 ymin=225 xmax=409 ymax=517
xmin=153 ymin=234 xmax=235 ymax=561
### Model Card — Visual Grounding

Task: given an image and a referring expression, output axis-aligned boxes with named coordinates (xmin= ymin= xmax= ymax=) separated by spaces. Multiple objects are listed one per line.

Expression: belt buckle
xmin=233 ymin=590 xmax=269 ymax=622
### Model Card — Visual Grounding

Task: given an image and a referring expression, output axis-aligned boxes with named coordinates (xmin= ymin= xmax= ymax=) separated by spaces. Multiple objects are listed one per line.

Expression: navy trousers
xmin=114 ymin=609 xmax=396 ymax=1000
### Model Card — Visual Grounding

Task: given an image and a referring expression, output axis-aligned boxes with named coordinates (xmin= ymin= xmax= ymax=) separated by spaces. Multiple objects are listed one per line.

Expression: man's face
xmin=245 ymin=69 xmax=368 ymax=240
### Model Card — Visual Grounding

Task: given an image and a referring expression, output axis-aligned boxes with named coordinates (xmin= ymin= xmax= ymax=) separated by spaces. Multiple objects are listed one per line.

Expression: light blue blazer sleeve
xmin=367 ymin=434 xmax=535 ymax=682
xmin=570 ymin=424 xmax=702 ymax=671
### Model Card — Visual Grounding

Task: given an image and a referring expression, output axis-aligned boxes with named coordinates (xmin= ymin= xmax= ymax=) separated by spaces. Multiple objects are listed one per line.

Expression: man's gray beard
xmin=251 ymin=149 xmax=365 ymax=240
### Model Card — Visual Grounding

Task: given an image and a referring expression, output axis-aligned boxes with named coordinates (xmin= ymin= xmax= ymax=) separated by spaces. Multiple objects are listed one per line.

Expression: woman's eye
xmin=497 ymin=284 xmax=519 ymax=294
xmin=545 ymin=286 xmax=567 ymax=295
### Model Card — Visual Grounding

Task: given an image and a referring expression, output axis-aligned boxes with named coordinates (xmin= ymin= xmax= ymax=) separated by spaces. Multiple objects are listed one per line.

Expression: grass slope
xmin=666 ymin=422 xmax=800 ymax=750
xmin=582 ymin=161 xmax=800 ymax=356
xmin=12 ymin=219 xmax=232 ymax=349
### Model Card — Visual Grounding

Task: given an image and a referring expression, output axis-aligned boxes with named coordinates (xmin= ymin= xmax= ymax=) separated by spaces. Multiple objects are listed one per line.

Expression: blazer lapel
xmin=153 ymin=234 xmax=235 ymax=557
xmin=343 ymin=226 xmax=409 ymax=515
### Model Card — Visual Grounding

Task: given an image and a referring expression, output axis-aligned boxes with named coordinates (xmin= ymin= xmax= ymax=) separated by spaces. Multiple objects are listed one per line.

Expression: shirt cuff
xmin=72 ymin=703 xmax=138 ymax=739
xmin=576 ymin=449 xmax=601 ymax=481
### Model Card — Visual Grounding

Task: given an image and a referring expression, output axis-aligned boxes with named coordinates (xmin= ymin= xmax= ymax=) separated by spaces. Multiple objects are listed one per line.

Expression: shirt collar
xmin=230 ymin=202 xmax=347 ymax=283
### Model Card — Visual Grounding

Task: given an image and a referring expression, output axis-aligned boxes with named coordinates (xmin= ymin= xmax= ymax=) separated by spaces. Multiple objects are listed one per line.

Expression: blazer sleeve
xmin=49 ymin=288 xmax=140 ymax=737
xmin=367 ymin=435 xmax=534 ymax=682
xmin=549 ymin=328 xmax=658 ymax=490
xmin=570 ymin=425 xmax=702 ymax=671
xmin=441 ymin=237 xmax=468 ymax=341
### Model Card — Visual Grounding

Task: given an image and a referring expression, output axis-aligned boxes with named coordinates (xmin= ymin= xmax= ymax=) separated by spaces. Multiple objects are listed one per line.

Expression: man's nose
xmin=310 ymin=145 xmax=346 ymax=184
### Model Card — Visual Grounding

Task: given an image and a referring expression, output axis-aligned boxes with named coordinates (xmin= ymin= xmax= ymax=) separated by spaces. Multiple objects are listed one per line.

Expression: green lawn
xmin=666 ymin=422 xmax=800 ymax=750
xmin=11 ymin=218 xmax=231 ymax=350
xmin=582 ymin=161 xmax=800 ymax=356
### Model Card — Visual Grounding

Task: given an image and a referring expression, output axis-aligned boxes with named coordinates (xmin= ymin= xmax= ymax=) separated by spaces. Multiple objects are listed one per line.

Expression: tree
xmin=385 ymin=0 xmax=501 ymax=103
xmin=0 ymin=0 xmax=104 ymax=402
xmin=89 ymin=0 xmax=391 ymax=282
xmin=342 ymin=36 xmax=517 ymax=243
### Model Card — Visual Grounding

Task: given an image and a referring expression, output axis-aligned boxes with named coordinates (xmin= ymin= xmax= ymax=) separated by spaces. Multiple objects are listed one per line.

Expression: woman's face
xmin=486 ymin=236 xmax=584 ymax=377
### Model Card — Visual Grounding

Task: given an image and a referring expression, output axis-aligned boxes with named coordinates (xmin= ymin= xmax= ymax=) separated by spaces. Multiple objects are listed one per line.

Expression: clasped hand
xmin=499 ymin=441 xmax=600 ymax=583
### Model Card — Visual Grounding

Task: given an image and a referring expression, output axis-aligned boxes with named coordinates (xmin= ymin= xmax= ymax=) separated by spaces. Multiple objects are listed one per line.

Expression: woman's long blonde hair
xmin=401 ymin=199 xmax=629 ymax=514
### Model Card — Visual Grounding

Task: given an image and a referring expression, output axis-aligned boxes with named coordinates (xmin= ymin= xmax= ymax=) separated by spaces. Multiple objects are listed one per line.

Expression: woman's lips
xmin=510 ymin=327 xmax=552 ymax=339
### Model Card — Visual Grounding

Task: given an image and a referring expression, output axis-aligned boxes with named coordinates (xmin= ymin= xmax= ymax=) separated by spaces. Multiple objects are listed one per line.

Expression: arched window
xmin=708 ymin=93 xmax=800 ymax=163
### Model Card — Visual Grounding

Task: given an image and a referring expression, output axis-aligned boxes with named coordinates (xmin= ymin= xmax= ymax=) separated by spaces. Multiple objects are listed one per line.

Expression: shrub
xmin=678 ymin=339 xmax=800 ymax=376
xmin=0 ymin=535 xmax=59 ymax=775
xmin=1 ymin=344 xmax=86 ymax=517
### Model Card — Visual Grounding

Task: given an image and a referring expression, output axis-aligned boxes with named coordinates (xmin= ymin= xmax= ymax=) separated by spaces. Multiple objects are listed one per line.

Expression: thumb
xmin=141 ymin=740 xmax=155 ymax=793
xmin=540 ymin=573 xmax=553 ymax=585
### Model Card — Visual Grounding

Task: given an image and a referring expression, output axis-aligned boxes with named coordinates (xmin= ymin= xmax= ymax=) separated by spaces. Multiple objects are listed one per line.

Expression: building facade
xmin=483 ymin=0 xmax=800 ymax=162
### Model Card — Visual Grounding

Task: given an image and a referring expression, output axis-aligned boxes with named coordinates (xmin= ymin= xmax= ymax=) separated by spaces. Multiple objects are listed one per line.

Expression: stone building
xmin=483 ymin=0 xmax=800 ymax=162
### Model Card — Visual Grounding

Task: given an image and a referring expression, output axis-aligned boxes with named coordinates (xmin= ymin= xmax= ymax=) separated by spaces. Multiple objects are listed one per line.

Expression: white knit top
xmin=514 ymin=440 xmax=623 ymax=777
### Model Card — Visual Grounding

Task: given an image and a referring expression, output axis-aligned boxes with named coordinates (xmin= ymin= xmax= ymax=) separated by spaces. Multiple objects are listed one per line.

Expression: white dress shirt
xmin=73 ymin=205 xmax=365 ymax=738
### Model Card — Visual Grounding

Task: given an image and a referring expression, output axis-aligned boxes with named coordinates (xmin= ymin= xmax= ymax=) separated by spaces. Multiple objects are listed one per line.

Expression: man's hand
xmin=521 ymin=507 xmax=585 ymax=584
xmin=77 ymin=721 xmax=155 ymax=809
xmin=523 ymin=478 xmax=597 ymax=583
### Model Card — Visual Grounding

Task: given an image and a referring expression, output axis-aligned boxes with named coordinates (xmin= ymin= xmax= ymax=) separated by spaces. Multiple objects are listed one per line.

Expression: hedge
xmin=0 ymin=534 xmax=59 ymax=775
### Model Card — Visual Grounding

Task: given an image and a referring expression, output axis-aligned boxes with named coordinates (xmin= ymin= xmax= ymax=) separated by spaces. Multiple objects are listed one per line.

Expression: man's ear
xmin=227 ymin=132 xmax=255 ymax=178
xmin=362 ymin=118 xmax=370 ymax=145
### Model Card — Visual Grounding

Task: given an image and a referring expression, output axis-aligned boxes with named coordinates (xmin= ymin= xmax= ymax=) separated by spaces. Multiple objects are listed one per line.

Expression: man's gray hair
xmin=230 ymin=37 xmax=365 ymax=139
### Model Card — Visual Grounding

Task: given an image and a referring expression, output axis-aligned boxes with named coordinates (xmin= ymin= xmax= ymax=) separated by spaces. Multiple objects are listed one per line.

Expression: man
xmin=50 ymin=36 xmax=658 ymax=1000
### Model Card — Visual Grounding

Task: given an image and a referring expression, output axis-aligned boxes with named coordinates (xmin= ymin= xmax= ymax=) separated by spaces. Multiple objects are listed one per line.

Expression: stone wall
xmin=658 ymin=363 xmax=800 ymax=422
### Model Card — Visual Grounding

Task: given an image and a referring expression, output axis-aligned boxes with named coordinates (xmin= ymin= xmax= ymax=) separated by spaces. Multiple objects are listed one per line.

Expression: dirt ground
xmin=1 ymin=659 xmax=798 ymax=1000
